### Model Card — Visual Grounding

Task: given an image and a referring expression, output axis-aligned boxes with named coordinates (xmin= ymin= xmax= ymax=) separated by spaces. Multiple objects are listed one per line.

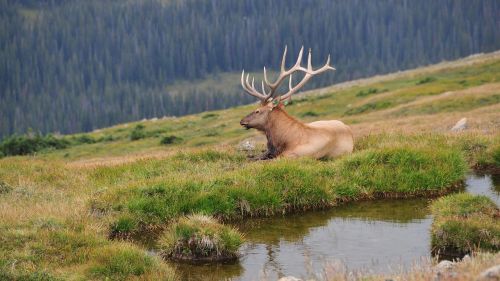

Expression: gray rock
xmin=477 ymin=265 xmax=500 ymax=281
xmin=238 ymin=139 xmax=256 ymax=151
xmin=451 ymin=117 xmax=467 ymax=132
xmin=278 ymin=277 xmax=302 ymax=281
xmin=436 ymin=260 xmax=455 ymax=271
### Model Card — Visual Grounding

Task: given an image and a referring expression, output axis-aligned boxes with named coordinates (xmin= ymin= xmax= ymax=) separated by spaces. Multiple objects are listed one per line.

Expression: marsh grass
xmin=431 ymin=193 xmax=500 ymax=257
xmin=94 ymin=145 xmax=467 ymax=236
xmin=158 ymin=214 xmax=243 ymax=261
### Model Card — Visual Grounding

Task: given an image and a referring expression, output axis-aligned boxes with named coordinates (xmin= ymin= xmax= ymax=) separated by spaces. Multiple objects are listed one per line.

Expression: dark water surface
xmin=170 ymin=173 xmax=499 ymax=280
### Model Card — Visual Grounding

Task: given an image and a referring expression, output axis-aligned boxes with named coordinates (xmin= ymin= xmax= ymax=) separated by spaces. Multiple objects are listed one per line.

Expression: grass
xmin=91 ymin=145 xmax=466 ymax=235
xmin=158 ymin=214 xmax=243 ymax=261
xmin=0 ymin=51 xmax=499 ymax=279
xmin=431 ymin=193 xmax=500 ymax=257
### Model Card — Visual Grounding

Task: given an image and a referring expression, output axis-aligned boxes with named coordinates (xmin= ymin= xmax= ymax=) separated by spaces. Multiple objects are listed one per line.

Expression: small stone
xmin=238 ymin=139 xmax=256 ymax=151
xmin=278 ymin=277 xmax=302 ymax=281
xmin=477 ymin=265 xmax=500 ymax=281
xmin=436 ymin=260 xmax=455 ymax=271
xmin=462 ymin=254 xmax=471 ymax=263
xmin=451 ymin=117 xmax=467 ymax=132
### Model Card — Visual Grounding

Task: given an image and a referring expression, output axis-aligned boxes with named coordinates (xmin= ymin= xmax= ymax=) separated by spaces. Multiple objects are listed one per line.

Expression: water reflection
xmin=170 ymin=174 xmax=498 ymax=280
xmin=466 ymin=173 xmax=500 ymax=205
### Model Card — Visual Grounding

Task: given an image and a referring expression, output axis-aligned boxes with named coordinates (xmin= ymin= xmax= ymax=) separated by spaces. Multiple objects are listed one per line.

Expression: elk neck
xmin=263 ymin=107 xmax=308 ymax=154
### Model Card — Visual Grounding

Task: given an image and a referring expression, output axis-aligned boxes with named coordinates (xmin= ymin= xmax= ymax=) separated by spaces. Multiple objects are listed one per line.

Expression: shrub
xmin=160 ymin=135 xmax=183 ymax=145
xmin=202 ymin=113 xmax=218 ymax=119
xmin=300 ymin=111 xmax=319 ymax=117
xmin=130 ymin=124 xmax=146 ymax=141
xmin=72 ymin=135 xmax=96 ymax=144
xmin=158 ymin=214 xmax=243 ymax=261
xmin=356 ymin=88 xmax=389 ymax=97
xmin=0 ymin=134 xmax=70 ymax=156
xmin=416 ymin=76 xmax=437 ymax=85
xmin=344 ymin=101 xmax=392 ymax=115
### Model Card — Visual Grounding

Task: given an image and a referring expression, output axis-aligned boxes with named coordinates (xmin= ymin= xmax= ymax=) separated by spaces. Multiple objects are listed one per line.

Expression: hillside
xmin=1 ymin=0 xmax=499 ymax=137
xmin=0 ymin=52 xmax=499 ymax=280
xmin=34 ymin=50 xmax=500 ymax=163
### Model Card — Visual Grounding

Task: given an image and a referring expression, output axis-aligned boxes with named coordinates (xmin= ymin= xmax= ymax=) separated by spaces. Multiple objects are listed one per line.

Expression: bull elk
xmin=239 ymin=46 xmax=354 ymax=159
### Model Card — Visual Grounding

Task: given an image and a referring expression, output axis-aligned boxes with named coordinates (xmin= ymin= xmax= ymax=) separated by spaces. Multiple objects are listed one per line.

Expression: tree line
xmin=1 ymin=0 xmax=499 ymax=138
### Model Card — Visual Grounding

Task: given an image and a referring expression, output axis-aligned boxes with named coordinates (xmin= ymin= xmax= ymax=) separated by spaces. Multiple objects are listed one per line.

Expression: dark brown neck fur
xmin=262 ymin=107 xmax=308 ymax=157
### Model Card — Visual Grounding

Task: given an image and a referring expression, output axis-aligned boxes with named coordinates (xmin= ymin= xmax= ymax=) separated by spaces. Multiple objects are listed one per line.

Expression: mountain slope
xmin=2 ymin=0 xmax=499 ymax=137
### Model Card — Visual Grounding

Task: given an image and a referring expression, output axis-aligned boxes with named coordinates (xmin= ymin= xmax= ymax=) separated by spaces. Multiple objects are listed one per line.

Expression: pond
xmin=169 ymin=173 xmax=500 ymax=280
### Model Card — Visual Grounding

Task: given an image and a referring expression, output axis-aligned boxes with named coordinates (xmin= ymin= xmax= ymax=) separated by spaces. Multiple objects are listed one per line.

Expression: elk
xmin=239 ymin=46 xmax=354 ymax=159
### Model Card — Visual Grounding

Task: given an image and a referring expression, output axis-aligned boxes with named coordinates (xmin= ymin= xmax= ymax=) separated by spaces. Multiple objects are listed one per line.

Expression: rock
xmin=238 ymin=139 xmax=256 ymax=151
xmin=434 ymin=260 xmax=457 ymax=281
xmin=462 ymin=254 xmax=471 ymax=263
xmin=477 ymin=265 xmax=500 ymax=281
xmin=451 ymin=117 xmax=467 ymax=132
xmin=278 ymin=277 xmax=302 ymax=281
xmin=436 ymin=260 xmax=455 ymax=271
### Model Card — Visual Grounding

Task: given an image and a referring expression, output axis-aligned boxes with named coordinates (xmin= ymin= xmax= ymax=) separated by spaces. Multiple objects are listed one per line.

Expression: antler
xmin=241 ymin=46 xmax=335 ymax=104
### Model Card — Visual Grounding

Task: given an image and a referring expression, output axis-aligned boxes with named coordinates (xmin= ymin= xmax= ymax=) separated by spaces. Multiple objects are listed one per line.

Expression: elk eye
xmin=255 ymin=110 xmax=260 ymax=113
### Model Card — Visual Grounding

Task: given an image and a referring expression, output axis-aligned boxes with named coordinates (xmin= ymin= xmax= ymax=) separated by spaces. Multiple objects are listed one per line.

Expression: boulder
xmin=477 ymin=265 xmax=500 ymax=281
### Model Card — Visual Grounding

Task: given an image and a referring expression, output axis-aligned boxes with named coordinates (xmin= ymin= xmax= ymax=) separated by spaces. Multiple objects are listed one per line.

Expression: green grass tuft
xmin=100 ymin=146 xmax=467 ymax=234
xmin=88 ymin=244 xmax=156 ymax=278
xmin=158 ymin=214 xmax=243 ymax=261
xmin=431 ymin=193 xmax=500 ymax=256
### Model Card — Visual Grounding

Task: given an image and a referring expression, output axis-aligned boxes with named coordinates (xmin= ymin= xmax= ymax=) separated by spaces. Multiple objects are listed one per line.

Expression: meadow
xmin=0 ymin=51 xmax=499 ymax=280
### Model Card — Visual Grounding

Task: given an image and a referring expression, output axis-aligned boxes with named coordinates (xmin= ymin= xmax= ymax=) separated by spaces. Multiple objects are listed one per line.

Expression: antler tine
xmin=241 ymin=47 xmax=334 ymax=103
xmin=263 ymin=46 xmax=309 ymax=98
xmin=241 ymin=70 xmax=268 ymax=102
xmin=279 ymin=50 xmax=335 ymax=101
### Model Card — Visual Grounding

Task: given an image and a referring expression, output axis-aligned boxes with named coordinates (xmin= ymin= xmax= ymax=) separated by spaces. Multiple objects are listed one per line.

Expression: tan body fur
xmin=241 ymin=104 xmax=354 ymax=159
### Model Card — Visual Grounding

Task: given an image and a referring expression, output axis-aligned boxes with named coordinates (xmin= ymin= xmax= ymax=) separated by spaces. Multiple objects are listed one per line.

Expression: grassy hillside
xmin=0 ymin=51 xmax=499 ymax=280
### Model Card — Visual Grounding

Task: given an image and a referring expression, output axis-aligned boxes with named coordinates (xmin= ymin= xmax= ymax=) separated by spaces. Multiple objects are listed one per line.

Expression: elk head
xmin=240 ymin=46 xmax=335 ymax=131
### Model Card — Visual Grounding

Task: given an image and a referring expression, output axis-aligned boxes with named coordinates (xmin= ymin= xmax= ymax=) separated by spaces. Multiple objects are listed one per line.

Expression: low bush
xmin=0 ymin=134 xmax=70 ymax=156
xmin=416 ymin=76 xmax=437 ymax=85
xmin=300 ymin=111 xmax=320 ymax=117
xmin=71 ymin=134 xmax=96 ymax=144
xmin=356 ymin=88 xmax=387 ymax=97
xmin=344 ymin=101 xmax=393 ymax=115
xmin=202 ymin=113 xmax=219 ymax=119
xmin=130 ymin=124 xmax=146 ymax=141
xmin=158 ymin=214 xmax=243 ymax=261
xmin=431 ymin=193 xmax=500 ymax=256
xmin=160 ymin=135 xmax=183 ymax=145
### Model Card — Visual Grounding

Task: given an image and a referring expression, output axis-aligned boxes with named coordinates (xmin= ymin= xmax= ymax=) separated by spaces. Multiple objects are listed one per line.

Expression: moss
xmin=158 ymin=214 xmax=243 ymax=261
xmin=431 ymin=193 xmax=500 ymax=256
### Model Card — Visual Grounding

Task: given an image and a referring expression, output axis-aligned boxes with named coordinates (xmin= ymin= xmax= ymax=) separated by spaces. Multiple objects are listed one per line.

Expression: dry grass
xmin=316 ymin=252 xmax=500 ymax=281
